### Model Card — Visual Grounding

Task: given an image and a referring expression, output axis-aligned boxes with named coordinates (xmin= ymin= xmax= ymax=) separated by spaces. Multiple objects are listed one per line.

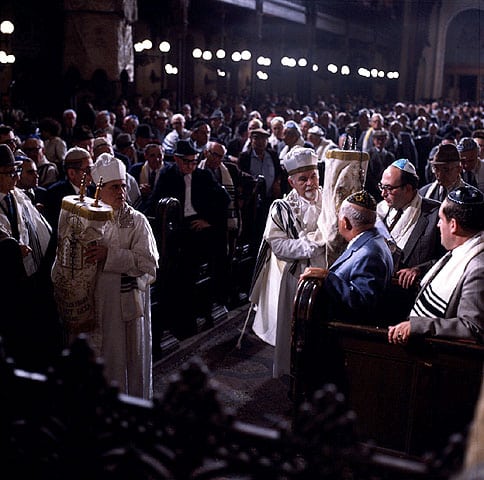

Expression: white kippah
xmin=282 ymin=146 xmax=318 ymax=175
xmin=91 ymin=153 xmax=126 ymax=184
xmin=391 ymin=158 xmax=418 ymax=177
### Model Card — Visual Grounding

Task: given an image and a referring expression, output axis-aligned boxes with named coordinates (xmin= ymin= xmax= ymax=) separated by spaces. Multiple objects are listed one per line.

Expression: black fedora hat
xmin=0 ymin=144 xmax=22 ymax=168
xmin=174 ymin=139 xmax=199 ymax=157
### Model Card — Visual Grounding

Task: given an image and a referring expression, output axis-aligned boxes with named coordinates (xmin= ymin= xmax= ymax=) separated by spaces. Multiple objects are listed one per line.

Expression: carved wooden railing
xmin=291 ymin=278 xmax=484 ymax=459
xmin=0 ymin=335 xmax=464 ymax=479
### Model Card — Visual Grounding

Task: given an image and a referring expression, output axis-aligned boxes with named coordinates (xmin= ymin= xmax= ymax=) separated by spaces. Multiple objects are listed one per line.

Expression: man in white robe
xmin=88 ymin=153 xmax=159 ymax=399
xmin=250 ymin=146 xmax=325 ymax=377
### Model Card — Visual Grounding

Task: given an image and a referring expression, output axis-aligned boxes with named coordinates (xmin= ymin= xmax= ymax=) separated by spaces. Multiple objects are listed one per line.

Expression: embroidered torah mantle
xmin=318 ymin=149 xmax=369 ymax=266
xmin=51 ymin=195 xmax=113 ymax=334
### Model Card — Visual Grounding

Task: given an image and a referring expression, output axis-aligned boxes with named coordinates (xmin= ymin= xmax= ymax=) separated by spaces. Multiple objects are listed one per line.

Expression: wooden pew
xmin=150 ymin=197 xmax=233 ymax=343
xmin=149 ymin=196 xmax=182 ymax=356
xmin=0 ymin=335 xmax=466 ymax=479
xmin=291 ymin=277 xmax=484 ymax=458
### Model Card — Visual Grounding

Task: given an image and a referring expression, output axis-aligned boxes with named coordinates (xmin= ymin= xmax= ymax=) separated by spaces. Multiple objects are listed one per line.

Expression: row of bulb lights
xmin=134 ymin=40 xmax=399 ymax=81
xmin=0 ymin=20 xmax=15 ymax=64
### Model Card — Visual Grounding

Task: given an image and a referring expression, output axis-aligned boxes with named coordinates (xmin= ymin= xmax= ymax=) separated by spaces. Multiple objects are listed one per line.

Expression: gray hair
xmin=339 ymin=200 xmax=376 ymax=227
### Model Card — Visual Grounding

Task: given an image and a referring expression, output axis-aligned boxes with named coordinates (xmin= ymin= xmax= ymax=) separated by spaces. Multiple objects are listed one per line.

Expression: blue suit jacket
xmin=322 ymin=228 xmax=393 ymax=324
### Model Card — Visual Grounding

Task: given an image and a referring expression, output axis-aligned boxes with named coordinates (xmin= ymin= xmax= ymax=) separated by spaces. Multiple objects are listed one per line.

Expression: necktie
xmin=438 ymin=186 xmax=447 ymax=202
xmin=4 ymin=192 xmax=19 ymax=240
xmin=149 ymin=170 xmax=156 ymax=189
xmin=387 ymin=208 xmax=403 ymax=232
xmin=463 ymin=170 xmax=477 ymax=187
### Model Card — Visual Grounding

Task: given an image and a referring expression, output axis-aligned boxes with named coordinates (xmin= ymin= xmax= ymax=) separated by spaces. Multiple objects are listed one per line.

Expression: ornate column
xmin=63 ymin=0 xmax=137 ymax=102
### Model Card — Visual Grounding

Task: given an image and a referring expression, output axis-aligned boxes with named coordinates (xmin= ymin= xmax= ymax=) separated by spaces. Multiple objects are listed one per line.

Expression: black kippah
xmin=346 ymin=190 xmax=377 ymax=211
xmin=448 ymin=185 xmax=484 ymax=205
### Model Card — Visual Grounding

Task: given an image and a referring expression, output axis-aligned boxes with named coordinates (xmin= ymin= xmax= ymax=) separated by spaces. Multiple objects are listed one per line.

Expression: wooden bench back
xmin=0 ymin=335 xmax=466 ymax=479
xmin=291 ymin=278 xmax=484 ymax=456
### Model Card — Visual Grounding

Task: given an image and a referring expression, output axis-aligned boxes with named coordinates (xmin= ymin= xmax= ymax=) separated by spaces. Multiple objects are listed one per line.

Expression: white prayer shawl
xmin=139 ymin=162 xmax=162 ymax=186
xmin=376 ymin=194 xmax=421 ymax=250
xmin=250 ymin=188 xmax=325 ymax=377
xmin=89 ymin=204 xmax=159 ymax=400
xmin=422 ymin=178 xmax=467 ymax=200
xmin=0 ymin=187 xmax=52 ymax=276
xmin=315 ymin=139 xmax=338 ymax=164
xmin=411 ymin=232 xmax=484 ymax=318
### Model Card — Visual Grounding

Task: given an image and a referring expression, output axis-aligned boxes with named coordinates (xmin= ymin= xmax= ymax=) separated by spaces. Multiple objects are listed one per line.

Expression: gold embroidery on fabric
xmin=117 ymin=205 xmax=135 ymax=228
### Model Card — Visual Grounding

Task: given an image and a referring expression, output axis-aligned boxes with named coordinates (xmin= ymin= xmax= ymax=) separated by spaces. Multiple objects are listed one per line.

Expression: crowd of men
xmin=0 ymin=92 xmax=483 ymax=390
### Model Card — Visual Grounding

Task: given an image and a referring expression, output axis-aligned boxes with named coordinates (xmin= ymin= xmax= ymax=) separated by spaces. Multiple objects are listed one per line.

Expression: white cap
xmin=91 ymin=153 xmax=126 ymax=184
xmin=93 ymin=137 xmax=112 ymax=150
xmin=308 ymin=125 xmax=325 ymax=136
xmin=282 ymin=146 xmax=318 ymax=175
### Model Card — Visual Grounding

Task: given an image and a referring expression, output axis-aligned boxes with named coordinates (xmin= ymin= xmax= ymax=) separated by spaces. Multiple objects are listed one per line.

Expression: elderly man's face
xmin=308 ymin=133 xmax=322 ymax=146
xmin=300 ymin=121 xmax=312 ymax=138
xmin=145 ymin=145 xmax=164 ymax=170
xmin=283 ymin=128 xmax=298 ymax=147
xmin=251 ymin=134 xmax=268 ymax=152
xmin=0 ymin=131 xmax=17 ymax=151
xmin=271 ymin=122 xmax=284 ymax=139
xmin=18 ymin=160 xmax=39 ymax=189
xmin=431 ymin=162 xmax=462 ymax=189
xmin=289 ymin=168 xmax=319 ymax=201
xmin=192 ymin=124 xmax=211 ymax=146
xmin=0 ymin=163 xmax=20 ymax=193
xmin=473 ymin=137 xmax=484 ymax=158
xmin=205 ymin=143 xmax=225 ymax=170
xmin=67 ymin=156 xmax=94 ymax=188
xmin=22 ymin=138 xmax=44 ymax=163
xmin=175 ymin=154 xmax=198 ymax=175
xmin=380 ymin=166 xmax=413 ymax=209
xmin=460 ymin=149 xmax=478 ymax=172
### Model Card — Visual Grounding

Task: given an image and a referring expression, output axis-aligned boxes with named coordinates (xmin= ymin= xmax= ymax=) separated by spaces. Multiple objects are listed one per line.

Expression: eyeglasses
xmin=182 ymin=159 xmax=199 ymax=166
xmin=378 ymin=182 xmax=403 ymax=193
xmin=208 ymin=150 xmax=224 ymax=159
xmin=73 ymin=166 xmax=91 ymax=174
xmin=431 ymin=165 xmax=457 ymax=174
xmin=0 ymin=168 xmax=22 ymax=178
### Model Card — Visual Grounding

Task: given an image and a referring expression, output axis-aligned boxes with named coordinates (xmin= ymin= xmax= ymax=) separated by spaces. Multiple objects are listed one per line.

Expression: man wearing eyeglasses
xmin=388 ymin=185 xmax=484 ymax=344
xmin=21 ymin=136 xmax=59 ymax=188
xmin=0 ymin=144 xmax=60 ymax=369
xmin=145 ymin=139 xmax=231 ymax=338
xmin=376 ymin=159 xmax=444 ymax=321
xmin=0 ymin=143 xmax=52 ymax=271
xmin=419 ymin=143 xmax=468 ymax=202
xmin=0 ymin=124 xmax=19 ymax=153
xmin=45 ymin=146 xmax=95 ymax=234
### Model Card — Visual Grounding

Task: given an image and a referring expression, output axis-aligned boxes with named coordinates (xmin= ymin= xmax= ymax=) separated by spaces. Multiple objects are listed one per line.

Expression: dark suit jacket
xmin=45 ymin=180 xmax=95 ymax=233
xmin=399 ymin=197 xmax=444 ymax=271
xmin=128 ymin=162 xmax=144 ymax=184
xmin=415 ymin=134 xmax=442 ymax=184
xmin=145 ymin=162 xmax=230 ymax=228
xmin=322 ymin=228 xmax=394 ymax=324
xmin=238 ymin=147 xmax=282 ymax=200
xmin=380 ymin=196 xmax=444 ymax=321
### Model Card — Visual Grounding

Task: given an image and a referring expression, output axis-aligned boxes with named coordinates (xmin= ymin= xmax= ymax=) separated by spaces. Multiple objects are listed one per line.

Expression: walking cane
xmin=236 ymin=303 xmax=255 ymax=349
